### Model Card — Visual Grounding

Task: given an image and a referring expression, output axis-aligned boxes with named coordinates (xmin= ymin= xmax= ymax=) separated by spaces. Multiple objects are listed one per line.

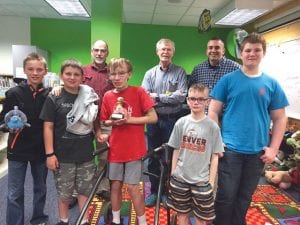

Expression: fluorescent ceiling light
xmin=45 ymin=0 xmax=90 ymax=17
xmin=216 ymin=9 xmax=268 ymax=26
xmin=213 ymin=0 xmax=272 ymax=26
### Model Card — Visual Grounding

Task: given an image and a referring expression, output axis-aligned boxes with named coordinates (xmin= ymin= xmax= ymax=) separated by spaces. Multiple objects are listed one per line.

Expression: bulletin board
xmin=261 ymin=37 xmax=300 ymax=119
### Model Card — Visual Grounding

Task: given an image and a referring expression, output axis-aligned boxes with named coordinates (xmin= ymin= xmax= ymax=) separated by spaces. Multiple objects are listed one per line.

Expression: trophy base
xmin=111 ymin=113 xmax=124 ymax=120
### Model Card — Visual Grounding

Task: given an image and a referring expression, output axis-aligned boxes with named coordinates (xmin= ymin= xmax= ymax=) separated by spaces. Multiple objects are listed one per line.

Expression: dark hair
xmin=209 ymin=37 xmax=225 ymax=45
xmin=240 ymin=32 xmax=266 ymax=54
xmin=108 ymin=58 xmax=133 ymax=73
xmin=23 ymin=52 xmax=47 ymax=69
xmin=60 ymin=59 xmax=83 ymax=75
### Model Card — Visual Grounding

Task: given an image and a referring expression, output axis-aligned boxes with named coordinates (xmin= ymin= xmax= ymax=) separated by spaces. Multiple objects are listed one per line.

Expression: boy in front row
xmin=40 ymin=60 xmax=98 ymax=225
xmin=99 ymin=58 xmax=157 ymax=225
xmin=166 ymin=83 xmax=224 ymax=225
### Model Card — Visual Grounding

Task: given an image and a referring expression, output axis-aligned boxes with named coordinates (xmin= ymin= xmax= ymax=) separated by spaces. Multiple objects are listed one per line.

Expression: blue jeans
xmin=7 ymin=160 xmax=48 ymax=225
xmin=146 ymin=117 xmax=176 ymax=193
xmin=214 ymin=149 xmax=264 ymax=225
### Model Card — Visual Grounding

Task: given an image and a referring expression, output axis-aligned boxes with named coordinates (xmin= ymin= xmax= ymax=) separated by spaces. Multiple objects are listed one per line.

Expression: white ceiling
xmin=0 ymin=0 xmax=293 ymax=27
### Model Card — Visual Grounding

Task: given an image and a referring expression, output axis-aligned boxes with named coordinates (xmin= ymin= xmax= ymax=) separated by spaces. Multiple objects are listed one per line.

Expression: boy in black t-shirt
xmin=40 ymin=60 xmax=99 ymax=225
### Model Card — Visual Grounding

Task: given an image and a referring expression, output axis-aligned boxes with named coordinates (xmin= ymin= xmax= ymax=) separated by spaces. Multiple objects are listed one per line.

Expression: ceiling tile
xmin=0 ymin=5 xmax=16 ymax=16
xmin=155 ymin=5 xmax=188 ymax=14
xmin=124 ymin=3 xmax=155 ymax=13
xmin=3 ymin=5 xmax=42 ymax=17
xmin=24 ymin=0 xmax=49 ymax=6
xmin=157 ymin=0 xmax=194 ymax=7
xmin=186 ymin=7 xmax=206 ymax=16
xmin=123 ymin=0 xmax=157 ymax=4
xmin=192 ymin=0 xmax=229 ymax=8
xmin=178 ymin=15 xmax=198 ymax=26
xmin=124 ymin=12 xmax=153 ymax=24
xmin=152 ymin=14 xmax=181 ymax=25
xmin=0 ymin=0 xmax=25 ymax=4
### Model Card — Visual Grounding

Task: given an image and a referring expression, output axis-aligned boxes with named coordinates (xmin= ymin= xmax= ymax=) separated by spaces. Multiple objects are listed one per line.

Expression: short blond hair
xmin=108 ymin=58 xmax=133 ymax=73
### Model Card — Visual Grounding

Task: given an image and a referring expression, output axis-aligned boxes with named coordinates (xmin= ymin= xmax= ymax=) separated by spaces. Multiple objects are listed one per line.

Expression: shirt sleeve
xmin=212 ymin=123 xmax=224 ymax=153
xmin=168 ymin=120 xmax=182 ymax=149
xmin=210 ymin=75 xmax=227 ymax=103
xmin=269 ymin=80 xmax=289 ymax=110
xmin=141 ymin=71 xmax=152 ymax=92
xmin=139 ymin=87 xmax=156 ymax=112
xmin=39 ymin=95 xmax=56 ymax=122
xmin=99 ymin=94 xmax=111 ymax=121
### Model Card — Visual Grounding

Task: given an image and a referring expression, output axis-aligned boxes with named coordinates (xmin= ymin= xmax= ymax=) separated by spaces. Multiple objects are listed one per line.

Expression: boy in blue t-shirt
xmin=209 ymin=32 xmax=289 ymax=225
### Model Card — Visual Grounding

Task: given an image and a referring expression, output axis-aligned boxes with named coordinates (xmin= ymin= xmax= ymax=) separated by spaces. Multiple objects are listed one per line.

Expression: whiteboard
xmin=261 ymin=38 xmax=300 ymax=119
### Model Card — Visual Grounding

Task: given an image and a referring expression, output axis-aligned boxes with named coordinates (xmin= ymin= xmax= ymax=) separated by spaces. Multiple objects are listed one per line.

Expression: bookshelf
xmin=0 ymin=74 xmax=14 ymax=101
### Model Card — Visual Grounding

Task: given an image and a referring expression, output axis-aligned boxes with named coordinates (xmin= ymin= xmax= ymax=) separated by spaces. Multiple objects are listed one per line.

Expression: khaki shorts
xmin=53 ymin=160 xmax=96 ymax=200
xmin=108 ymin=160 xmax=143 ymax=184
xmin=166 ymin=176 xmax=215 ymax=221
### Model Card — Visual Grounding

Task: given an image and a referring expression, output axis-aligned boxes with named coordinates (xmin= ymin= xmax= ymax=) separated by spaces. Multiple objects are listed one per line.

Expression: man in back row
xmin=83 ymin=40 xmax=114 ymax=200
xmin=189 ymin=37 xmax=240 ymax=92
xmin=141 ymin=38 xmax=187 ymax=206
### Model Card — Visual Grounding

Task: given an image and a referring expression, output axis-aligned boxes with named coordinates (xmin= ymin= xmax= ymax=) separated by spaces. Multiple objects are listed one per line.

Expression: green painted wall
xmin=121 ymin=24 xmax=233 ymax=85
xmin=30 ymin=18 xmax=234 ymax=85
xmin=91 ymin=0 xmax=122 ymax=58
xmin=31 ymin=18 xmax=91 ymax=74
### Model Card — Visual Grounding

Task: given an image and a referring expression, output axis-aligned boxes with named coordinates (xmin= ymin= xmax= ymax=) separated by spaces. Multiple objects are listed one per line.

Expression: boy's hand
xmin=112 ymin=118 xmax=127 ymax=126
xmin=51 ymin=85 xmax=63 ymax=96
xmin=260 ymin=146 xmax=277 ymax=164
xmin=97 ymin=133 xmax=109 ymax=143
xmin=46 ymin=155 xmax=59 ymax=171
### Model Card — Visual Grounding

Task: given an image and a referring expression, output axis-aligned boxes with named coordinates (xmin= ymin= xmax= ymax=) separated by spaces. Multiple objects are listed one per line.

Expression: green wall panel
xmin=31 ymin=18 xmax=91 ymax=75
xmin=91 ymin=0 xmax=122 ymax=58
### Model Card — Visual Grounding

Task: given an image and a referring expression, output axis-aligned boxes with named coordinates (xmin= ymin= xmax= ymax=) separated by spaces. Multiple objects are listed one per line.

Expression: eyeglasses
xmin=187 ymin=97 xmax=208 ymax=103
xmin=92 ymin=48 xmax=107 ymax=53
xmin=109 ymin=71 xmax=128 ymax=77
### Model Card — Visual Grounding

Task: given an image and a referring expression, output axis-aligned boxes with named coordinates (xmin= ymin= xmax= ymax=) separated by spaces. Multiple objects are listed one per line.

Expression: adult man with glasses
xmin=141 ymin=38 xmax=187 ymax=207
xmin=82 ymin=40 xmax=114 ymax=201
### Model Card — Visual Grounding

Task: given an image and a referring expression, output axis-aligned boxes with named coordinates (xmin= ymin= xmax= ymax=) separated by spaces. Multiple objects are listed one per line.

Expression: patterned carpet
xmin=88 ymin=184 xmax=300 ymax=225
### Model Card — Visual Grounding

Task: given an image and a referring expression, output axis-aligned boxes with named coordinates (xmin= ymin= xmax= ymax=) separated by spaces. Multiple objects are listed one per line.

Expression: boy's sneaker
xmin=145 ymin=193 xmax=157 ymax=207
xmin=55 ymin=221 xmax=69 ymax=225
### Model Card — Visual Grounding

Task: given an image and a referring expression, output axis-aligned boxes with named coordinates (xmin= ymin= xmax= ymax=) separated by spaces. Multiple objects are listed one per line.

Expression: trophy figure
xmin=111 ymin=97 xmax=126 ymax=120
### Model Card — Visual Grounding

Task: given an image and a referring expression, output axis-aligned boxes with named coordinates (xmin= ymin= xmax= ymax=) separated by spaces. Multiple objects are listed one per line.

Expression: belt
xmin=157 ymin=111 xmax=182 ymax=119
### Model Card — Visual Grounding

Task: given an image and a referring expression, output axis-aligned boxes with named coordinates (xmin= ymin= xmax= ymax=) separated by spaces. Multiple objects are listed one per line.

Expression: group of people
xmin=0 ymin=32 xmax=288 ymax=225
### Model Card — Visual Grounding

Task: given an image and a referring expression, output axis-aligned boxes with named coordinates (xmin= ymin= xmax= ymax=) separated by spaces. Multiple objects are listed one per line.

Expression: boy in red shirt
xmin=99 ymin=58 xmax=157 ymax=225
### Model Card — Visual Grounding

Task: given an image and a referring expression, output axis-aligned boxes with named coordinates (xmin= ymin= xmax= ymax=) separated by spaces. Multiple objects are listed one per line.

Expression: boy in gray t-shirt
xmin=166 ymin=83 xmax=224 ymax=225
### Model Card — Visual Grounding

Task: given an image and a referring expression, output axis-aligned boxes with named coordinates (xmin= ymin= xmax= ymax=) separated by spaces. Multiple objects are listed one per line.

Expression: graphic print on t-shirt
xmin=180 ymin=128 xmax=207 ymax=152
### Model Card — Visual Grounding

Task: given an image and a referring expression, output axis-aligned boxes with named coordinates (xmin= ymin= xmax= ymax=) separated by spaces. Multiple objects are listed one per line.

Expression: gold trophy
xmin=111 ymin=97 xmax=126 ymax=120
